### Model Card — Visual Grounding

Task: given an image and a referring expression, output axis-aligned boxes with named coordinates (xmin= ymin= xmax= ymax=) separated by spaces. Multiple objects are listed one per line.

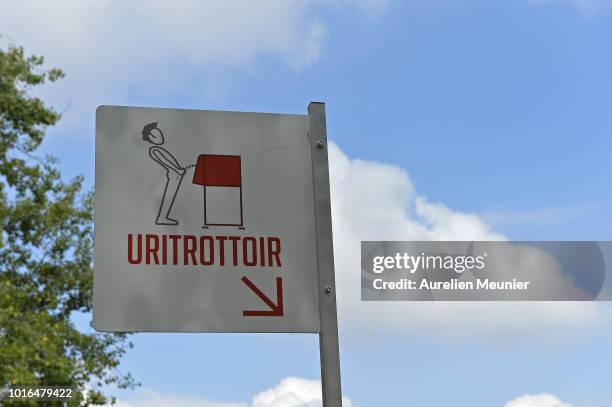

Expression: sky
xmin=2 ymin=0 xmax=612 ymax=406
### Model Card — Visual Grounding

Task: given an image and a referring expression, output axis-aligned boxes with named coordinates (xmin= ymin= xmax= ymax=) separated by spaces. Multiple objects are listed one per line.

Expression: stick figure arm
xmin=149 ymin=147 xmax=184 ymax=174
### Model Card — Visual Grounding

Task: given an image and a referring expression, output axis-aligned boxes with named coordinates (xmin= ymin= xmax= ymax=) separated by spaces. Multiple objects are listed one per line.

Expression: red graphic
xmin=192 ymin=154 xmax=244 ymax=228
xmin=241 ymin=277 xmax=284 ymax=317
xmin=193 ymin=154 xmax=241 ymax=187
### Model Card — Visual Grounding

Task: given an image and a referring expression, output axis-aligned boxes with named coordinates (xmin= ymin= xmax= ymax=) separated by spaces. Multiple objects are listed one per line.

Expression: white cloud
xmin=0 ymin=0 xmax=385 ymax=133
xmin=328 ymin=142 xmax=610 ymax=339
xmin=504 ymin=393 xmax=573 ymax=407
xmin=108 ymin=384 xmax=580 ymax=407
xmin=111 ymin=377 xmax=351 ymax=407
xmin=252 ymin=377 xmax=352 ymax=407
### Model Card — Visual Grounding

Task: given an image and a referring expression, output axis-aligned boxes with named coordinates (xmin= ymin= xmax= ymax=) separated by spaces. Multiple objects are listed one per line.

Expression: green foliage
xmin=0 ymin=41 xmax=136 ymax=405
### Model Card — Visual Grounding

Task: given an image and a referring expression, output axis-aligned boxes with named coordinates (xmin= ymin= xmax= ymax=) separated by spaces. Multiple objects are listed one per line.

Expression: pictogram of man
xmin=141 ymin=122 xmax=185 ymax=225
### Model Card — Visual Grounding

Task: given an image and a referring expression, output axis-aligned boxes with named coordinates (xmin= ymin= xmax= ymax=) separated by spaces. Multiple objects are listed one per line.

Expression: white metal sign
xmin=93 ymin=106 xmax=322 ymax=333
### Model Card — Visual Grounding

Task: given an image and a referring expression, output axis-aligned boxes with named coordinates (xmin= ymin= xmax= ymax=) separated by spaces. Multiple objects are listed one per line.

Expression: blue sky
xmin=2 ymin=1 xmax=612 ymax=406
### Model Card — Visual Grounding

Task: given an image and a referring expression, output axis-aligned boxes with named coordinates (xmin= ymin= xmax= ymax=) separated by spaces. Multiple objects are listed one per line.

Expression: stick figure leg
xmin=155 ymin=173 xmax=184 ymax=225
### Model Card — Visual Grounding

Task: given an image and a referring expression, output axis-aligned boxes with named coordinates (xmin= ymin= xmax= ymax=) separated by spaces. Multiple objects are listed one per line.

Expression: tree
xmin=0 ymin=41 xmax=136 ymax=405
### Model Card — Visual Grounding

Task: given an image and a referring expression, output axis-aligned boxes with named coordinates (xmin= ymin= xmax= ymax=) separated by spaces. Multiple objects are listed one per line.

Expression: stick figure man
xmin=141 ymin=122 xmax=185 ymax=225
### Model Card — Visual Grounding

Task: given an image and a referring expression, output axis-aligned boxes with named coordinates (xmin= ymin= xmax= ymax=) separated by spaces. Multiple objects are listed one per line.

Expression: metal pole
xmin=308 ymin=102 xmax=343 ymax=407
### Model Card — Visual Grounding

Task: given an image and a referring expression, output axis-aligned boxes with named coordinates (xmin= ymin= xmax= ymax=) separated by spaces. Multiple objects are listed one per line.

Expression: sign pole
xmin=308 ymin=102 xmax=343 ymax=407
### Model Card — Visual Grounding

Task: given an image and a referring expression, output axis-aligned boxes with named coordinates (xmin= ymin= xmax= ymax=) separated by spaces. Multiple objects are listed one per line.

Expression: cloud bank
xmin=0 ymin=0 xmax=388 ymax=133
xmin=113 ymin=377 xmax=352 ymax=407
xmin=112 ymin=379 xmax=571 ymax=407
xmin=328 ymin=142 xmax=609 ymax=339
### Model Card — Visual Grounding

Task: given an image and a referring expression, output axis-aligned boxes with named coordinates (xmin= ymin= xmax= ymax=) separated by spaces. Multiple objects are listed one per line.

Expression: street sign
xmin=93 ymin=103 xmax=343 ymax=407
xmin=94 ymin=106 xmax=321 ymax=333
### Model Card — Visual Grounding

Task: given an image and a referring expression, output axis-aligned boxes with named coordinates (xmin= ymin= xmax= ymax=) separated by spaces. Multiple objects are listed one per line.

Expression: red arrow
xmin=241 ymin=277 xmax=284 ymax=317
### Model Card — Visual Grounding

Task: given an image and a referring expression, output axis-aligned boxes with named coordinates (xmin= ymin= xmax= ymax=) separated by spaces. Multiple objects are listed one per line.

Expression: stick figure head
xmin=141 ymin=122 xmax=164 ymax=145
